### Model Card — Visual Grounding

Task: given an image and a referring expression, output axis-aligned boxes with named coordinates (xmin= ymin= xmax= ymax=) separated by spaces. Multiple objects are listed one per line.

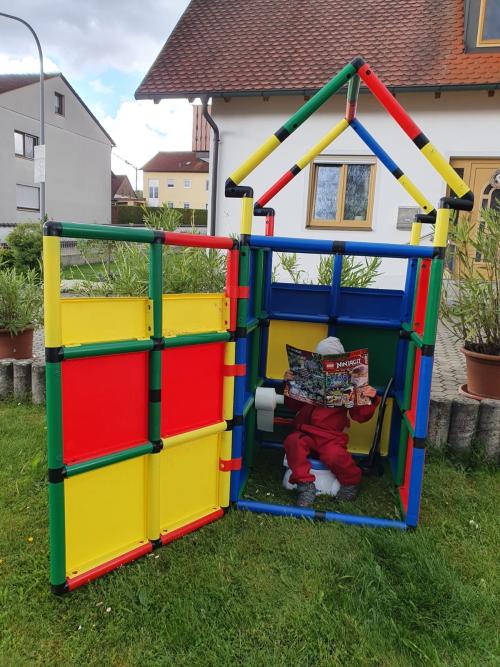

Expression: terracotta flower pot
xmin=0 ymin=327 xmax=34 ymax=360
xmin=461 ymin=347 xmax=500 ymax=400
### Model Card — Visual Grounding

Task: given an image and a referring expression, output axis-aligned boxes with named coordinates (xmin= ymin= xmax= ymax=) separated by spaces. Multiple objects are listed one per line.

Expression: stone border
xmin=0 ymin=359 xmax=498 ymax=464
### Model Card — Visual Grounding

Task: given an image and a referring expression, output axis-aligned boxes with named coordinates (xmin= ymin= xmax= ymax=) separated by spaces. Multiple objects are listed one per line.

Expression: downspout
xmin=202 ymin=97 xmax=219 ymax=236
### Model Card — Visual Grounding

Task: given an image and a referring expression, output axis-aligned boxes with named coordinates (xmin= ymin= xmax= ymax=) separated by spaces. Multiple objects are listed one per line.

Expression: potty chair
xmin=283 ymin=456 xmax=341 ymax=496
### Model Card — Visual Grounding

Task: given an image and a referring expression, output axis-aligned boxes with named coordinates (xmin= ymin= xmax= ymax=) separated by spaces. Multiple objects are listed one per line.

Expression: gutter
xmin=202 ymin=97 xmax=219 ymax=236
xmin=136 ymin=81 xmax=500 ymax=102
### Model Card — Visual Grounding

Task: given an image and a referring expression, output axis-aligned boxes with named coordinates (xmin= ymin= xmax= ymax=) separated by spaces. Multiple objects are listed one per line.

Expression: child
xmin=284 ymin=337 xmax=379 ymax=507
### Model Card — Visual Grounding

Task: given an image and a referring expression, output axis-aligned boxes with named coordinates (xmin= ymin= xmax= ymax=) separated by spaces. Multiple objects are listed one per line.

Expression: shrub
xmin=275 ymin=253 xmax=381 ymax=288
xmin=441 ymin=208 xmax=500 ymax=355
xmin=4 ymin=223 xmax=43 ymax=274
xmin=0 ymin=267 xmax=42 ymax=335
xmin=114 ymin=205 xmax=207 ymax=227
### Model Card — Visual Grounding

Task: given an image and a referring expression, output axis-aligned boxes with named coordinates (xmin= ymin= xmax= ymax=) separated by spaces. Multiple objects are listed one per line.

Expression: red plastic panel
xmin=412 ymin=259 xmax=431 ymax=336
xmin=161 ymin=343 xmax=224 ymax=437
xmin=62 ymin=352 xmax=149 ymax=465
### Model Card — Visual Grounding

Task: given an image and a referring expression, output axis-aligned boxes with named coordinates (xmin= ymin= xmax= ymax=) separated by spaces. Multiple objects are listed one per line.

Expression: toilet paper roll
xmin=255 ymin=387 xmax=284 ymax=432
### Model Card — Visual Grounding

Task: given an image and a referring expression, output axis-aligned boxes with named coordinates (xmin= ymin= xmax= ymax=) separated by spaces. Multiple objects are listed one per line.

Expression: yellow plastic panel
xmin=163 ymin=294 xmax=228 ymax=336
xmin=159 ymin=433 xmax=220 ymax=534
xmin=61 ymin=297 xmax=150 ymax=346
xmin=267 ymin=319 xmax=328 ymax=379
xmin=64 ymin=456 xmax=148 ymax=577
xmin=348 ymin=399 xmax=393 ymax=456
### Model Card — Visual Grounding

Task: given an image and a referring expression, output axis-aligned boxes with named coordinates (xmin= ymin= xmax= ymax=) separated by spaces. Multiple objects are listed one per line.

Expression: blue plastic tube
xmin=401 ymin=258 xmax=418 ymax=323
xmin=236 ymin=499 xmax=408 ymax=529
xmin=414 ymin=354 xmax=434 ymax=438
xmin=328 ymin=254 xmax=343 ymax=336
xmin=350 ymin=118 xmax=399 ymax=174
xmin=250 ymin=235 xmax=435 ymax=259
xmin=406 ymin=446 xmax=425 ymax=527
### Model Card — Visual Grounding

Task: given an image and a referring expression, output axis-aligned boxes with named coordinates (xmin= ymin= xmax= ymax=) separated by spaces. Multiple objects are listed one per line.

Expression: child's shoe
xmin=296 ymin=482 xmax=317 ymax=507
xmin=336 ymin=484 xmax=359 ymax=501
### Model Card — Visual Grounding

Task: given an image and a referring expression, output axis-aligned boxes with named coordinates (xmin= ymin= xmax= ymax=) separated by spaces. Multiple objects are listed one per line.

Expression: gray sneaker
xmin=336 ymin=484 xmax=360 ymax=501
xmin=296 ymin=482 xmax=317 ymax=507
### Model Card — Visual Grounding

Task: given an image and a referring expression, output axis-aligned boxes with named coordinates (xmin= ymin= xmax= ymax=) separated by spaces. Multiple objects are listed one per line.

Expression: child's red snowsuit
xmin=284 ymin=396 xmax=379 ymax=486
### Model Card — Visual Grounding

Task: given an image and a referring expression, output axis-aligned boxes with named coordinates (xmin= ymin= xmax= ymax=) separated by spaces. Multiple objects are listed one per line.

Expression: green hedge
xmin=114 ymin=206 xmax=207 ymax=227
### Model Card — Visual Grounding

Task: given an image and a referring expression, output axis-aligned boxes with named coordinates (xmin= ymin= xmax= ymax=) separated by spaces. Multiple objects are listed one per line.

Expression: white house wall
xmin=212 ymin=90 xmax=500 ymax=288
xmin=0 ymin=76 xmax=112 ymax=237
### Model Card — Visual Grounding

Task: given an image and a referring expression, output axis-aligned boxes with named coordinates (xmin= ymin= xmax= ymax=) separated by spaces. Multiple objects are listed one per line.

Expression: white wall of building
xmin=0 ymin=75 xmax=112 ymax=240
xmin=212 ymin=90 xmax=500 ymax=288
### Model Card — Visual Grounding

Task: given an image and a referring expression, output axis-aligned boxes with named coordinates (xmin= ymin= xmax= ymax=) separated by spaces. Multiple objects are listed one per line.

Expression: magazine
xmin=284 ymin=345 xmax=371 ymax=408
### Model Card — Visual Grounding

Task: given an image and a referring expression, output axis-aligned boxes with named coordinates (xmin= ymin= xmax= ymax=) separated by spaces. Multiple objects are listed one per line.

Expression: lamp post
xmin=0 ymin=12 xmax=45 ymax=220
xmin=114 ymin=153 xmax=140 ymax=192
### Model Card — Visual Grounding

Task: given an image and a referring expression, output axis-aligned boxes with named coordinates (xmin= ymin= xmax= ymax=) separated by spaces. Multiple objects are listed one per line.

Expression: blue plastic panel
xmin=270 ymin=283 xmax=404 ymax=322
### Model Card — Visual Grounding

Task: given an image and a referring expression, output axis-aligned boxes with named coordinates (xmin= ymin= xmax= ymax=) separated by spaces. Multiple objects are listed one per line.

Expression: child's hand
xmin=284 ymin=370 xmax=294 ymax=381
xmin=361 ymin=385 xmax=377 ymax=399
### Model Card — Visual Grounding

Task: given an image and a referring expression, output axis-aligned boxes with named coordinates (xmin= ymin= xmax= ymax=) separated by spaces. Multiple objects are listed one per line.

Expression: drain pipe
xmin=202 ymin=97 xmax=219 ymax=236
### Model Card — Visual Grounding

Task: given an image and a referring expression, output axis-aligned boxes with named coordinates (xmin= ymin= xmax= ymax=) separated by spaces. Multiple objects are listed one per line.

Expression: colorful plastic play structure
xmin=44 ymin=57 xmax=473 ymax=593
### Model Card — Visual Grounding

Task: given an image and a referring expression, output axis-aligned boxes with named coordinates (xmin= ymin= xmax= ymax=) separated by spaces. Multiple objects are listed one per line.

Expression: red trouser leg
xmin=284 ymin=431 xmax=316 ymax=484
xmin=314 ymin=439 xmax=362 ymax=486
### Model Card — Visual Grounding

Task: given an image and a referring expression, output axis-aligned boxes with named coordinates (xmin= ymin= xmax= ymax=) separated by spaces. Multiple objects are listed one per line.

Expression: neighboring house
xmin=142 ymin=151 xmax=209 ymax=210
xmin=111 ymin=172 xmax=141 ymax=206
xmin=136 ymin=0 xmax=500 ymax=287
xmin=0 ymin=72 xmax=114 ymax=242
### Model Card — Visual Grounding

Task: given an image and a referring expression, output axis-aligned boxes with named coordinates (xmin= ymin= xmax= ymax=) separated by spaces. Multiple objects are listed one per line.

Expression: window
xmin=206 ymin=179 xmax=209 ymax=191
xmin=307 ymin=157 xmax=376 ymax=229
xmin=55 ymin=92 xmax=65 ymax=115
xmin=184 ymin=179 xmax=191 ymax=188
xmin=16 ymin=184 xmax=40 ymax=211
xmin=167 ymin=179 xmax=175 ymax=188
xmin=148 ymin=179 xmax=159 ymax=205
xmin=477 ymin=0 xmax=500 ymax=46
xmin=14 ymin=131 xmax=38 ymax=159
xmin=183 ymin=202 xmax=190 ymax=209
xmin=167 ymin=202 xmax=174 ymax=208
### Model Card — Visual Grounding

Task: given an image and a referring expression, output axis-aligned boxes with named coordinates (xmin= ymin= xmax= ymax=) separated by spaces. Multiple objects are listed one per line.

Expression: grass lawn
xmin=0 ymin=401 xmax=498 ymax=666
xmin=61 ymin=262 xmax=115 ymax=281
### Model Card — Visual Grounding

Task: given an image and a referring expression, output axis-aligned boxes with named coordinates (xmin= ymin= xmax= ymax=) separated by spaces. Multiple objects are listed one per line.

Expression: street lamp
xmin=0 ymin=12 xmax=45 ymax=220
xmin=114 ymin=153 xmax=140 ymax=192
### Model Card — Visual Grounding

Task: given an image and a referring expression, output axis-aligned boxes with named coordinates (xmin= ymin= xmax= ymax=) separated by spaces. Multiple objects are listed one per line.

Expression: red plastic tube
xmin=225 ymin=248 xmax=239 ymax=331
xmin=265 ymin=214 xmax=275 ymax=237
xmin=67 ymin=542 xmax=152 ymax=591
xmin=257 ymin=170 xmax=295 ymax=207
xmin=165 ymin=231 xmax=234 ymax=250
xmin=358 ymin=64 xmax=422 ymax=140
xmin=160 ymin=508 xmax=224 ymax=545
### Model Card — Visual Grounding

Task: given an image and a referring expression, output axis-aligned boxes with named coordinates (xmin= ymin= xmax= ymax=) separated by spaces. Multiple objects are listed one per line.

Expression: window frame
xmin=16 ymin=184 xmax=40 ymax=211
xmin=14 ymin=130 xmax=38 ymax=159
xmin=183 ymin=202 xmax=190 ymax=209
xmin=166 ymin=179 xmax=175 ymax=188
xmin=183 ymin=178 xmax=191 ymax=189
xmin=55 ymin=92 xmax=65 ymax=116
xmin=148 ymin=179 xmax=159 ymax=201
xmin=477 ymin=0 xmax=500 ymax=47
xmin=306 ymin=155 xmax=376 ymax=230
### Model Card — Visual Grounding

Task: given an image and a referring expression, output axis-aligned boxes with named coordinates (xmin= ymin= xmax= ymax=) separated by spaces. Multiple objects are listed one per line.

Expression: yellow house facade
xmin=142 ymin=151 xmax=209 ymax=210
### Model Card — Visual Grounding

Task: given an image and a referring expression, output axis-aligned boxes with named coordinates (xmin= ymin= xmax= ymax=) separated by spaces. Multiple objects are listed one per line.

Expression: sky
xmin=0 ymin=0 xmax=192 ymax=188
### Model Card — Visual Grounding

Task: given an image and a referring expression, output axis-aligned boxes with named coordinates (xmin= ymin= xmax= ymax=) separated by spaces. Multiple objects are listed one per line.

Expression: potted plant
xmin=441 ymin=207 xmax=500 ymax=399
xmin=0 ymin=267 xmax=42 ymax=359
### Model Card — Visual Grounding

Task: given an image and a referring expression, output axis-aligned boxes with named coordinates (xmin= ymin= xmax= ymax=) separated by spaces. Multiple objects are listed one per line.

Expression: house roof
xmin=0 ymin=72 xmax=115 ymax=146
xmin=142 ymin=151 xmax=209 ymax=173
xmin=0 ymin=73 xmax=58 ymax=95
xmin=111 ymin=173 xmax=137 ymax=200
xmin=135 ymin=0 xmax=500 ymax=100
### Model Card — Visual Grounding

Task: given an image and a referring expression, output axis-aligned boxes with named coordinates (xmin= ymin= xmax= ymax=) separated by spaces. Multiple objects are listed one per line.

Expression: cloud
xmin=0 ymin=53 xmax=59 ymax=74
xmin=0 ymin=0 xmax=190 ymax=79
xmin=99 ymin=98 xmax=193 ymax=189
xmin=89 ymin=79 xmax=112 ymax=95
